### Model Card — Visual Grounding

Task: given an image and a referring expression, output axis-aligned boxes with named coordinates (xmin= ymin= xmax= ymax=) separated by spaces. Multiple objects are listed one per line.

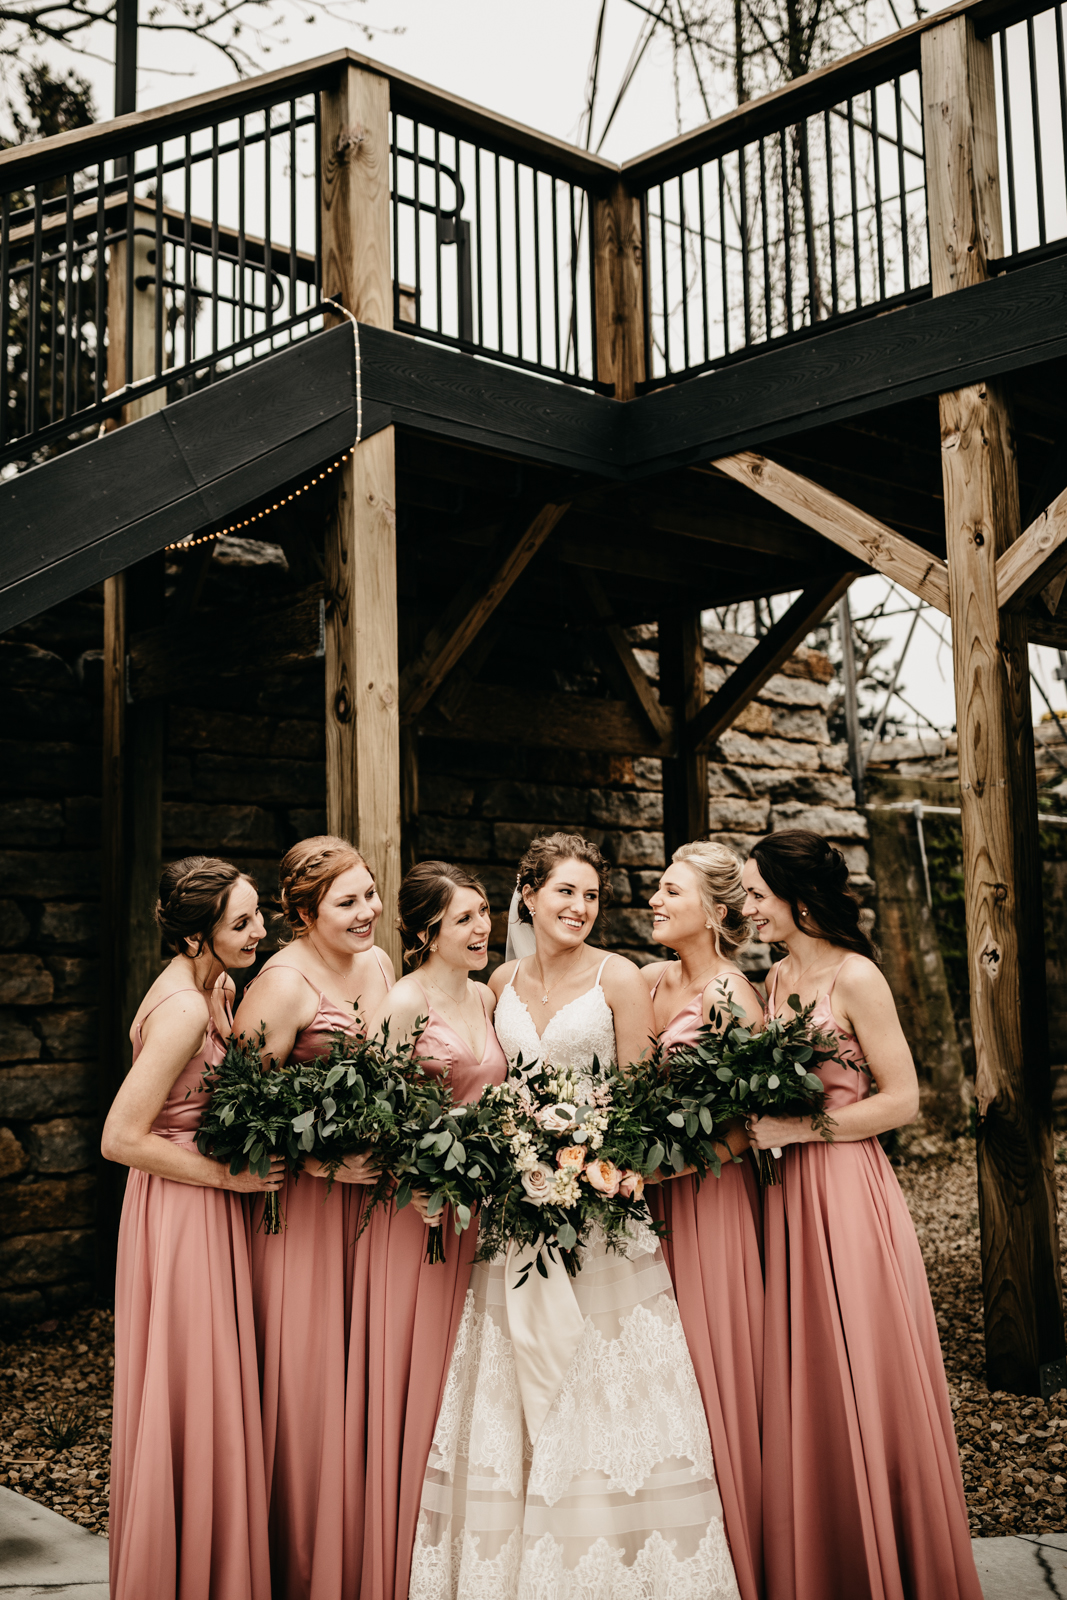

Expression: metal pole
xmin=838 ymin=591 xmax=864 ymax=805
xmin=912 ymin=800 xmax=933 ymax=909
xmin=115 ymin=0 xmax=138 ymax=117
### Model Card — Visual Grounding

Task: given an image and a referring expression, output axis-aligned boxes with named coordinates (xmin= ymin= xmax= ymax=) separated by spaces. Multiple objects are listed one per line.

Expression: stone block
xmin=588 ymin=790 xmax=663 ymax=828
xmin=0 ymin=851 xmax=100 ymax=898
xmin=37 ymin=902 xmax=100 ymax=950
xmin=756 ymin=673 xmax=832 ymax=709
xmin=819 ymin=745 xmax=849 ymax=772
xmin=0 ymin=1126 xmax=29 ymax=1178
xmin=0 ymin=900 xmax=30 ymax=949
xmin=631 ymin=758 xmax=663 ymax=790
xmin=24 ymin=1117 xmax=97 ymax=1174
xmin=768 ymin=802 xmax=869 ymax=840
xmin=707 ymin=832 xmax=760 ymax=860
xmin=839 ymin=845 xmax=870 ymax=876
xmin=0 ymin=641 xmax=77 ymax=692
xmin=63 ymin=796 xmax=101 ymax=848
xmin=273 ymin=720 xmax=327 ymax=762
xmin=480 ymin=782 xmax=588 ymax=824
xmin=737 ymin=768 xmax=855 ymax=806
xmin=169 ymin=706 xmax=273 ymax=754
xmin=43 ymin=1279 xmax=94 ymax=1315
xmin=731 ymin=702 xmax=774 ymax=736
xmin=600 ymin=831 xmax=665 ymax=869
xmin=534 ymin=752 xmax=637 ymax=789
xmin=707 ymin=797 xmax=770 ymax=834
xmin=632 ymin=648 xmax=658 ymax=681
xmin=492 ymin=822 xmax=563 ymax=861
xmin=0 ymin=956 xmax=53 ymax=1006
xmin=287 ymin=809 xmax=328 ymax=840
xmin=45 ymin=959 xmax=99 ymax=1004
xmin=163 ymin=802 xmax=283 ymax=852
xmin=0 ymin=799 xmax=63 ymax=847
xmin=36 ymin=1009 xmax=97 ymax=1060
xmin=769 ymin=706 xmax=830 ymax=744
xmin=629 ymin=871 xmax=661 ymax=900
xmin=192 ymin=753 xmax=325 ymax=807
xmin=0 ymin=1228 xmax=95 ymax=1288
xmin=0 ymin=1062 xmax=95 ymax=1120
xmin=707 ymin=764 xmax=755 ymax=799
xmin=605 ymin=907 xmax=656 ymax=946
xmin=0 ymin=1286 xmax=46 ymax=1323
xmin=0 ymin=742 xmax=100 ymax=796
xmin=476 ymin=867 xmax=519 ymax=906
xmin=0 ymin=1174 xmax=95 ymax=1236
xmin=163 ymin=754 xmax=193 ymax=795
xmin=489 ymin=910 xmax=509 ymax=947
xmin=4 ymin=688 xmax=95 ymax=741
xmin=0 ymin=1011 xmax=40 ymax=1061
xmin=418 ymin=818 xmax=493 ymax=860
xmin=420 ymin=776 xmax=476 ymax=817
xmin=713 ymin=732 xmax=823 ymax=771
xmin=609 ymin=869 xmax=631 ymax=906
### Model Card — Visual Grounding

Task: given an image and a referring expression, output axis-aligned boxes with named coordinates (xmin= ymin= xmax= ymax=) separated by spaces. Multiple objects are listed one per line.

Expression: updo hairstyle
xmin=750 ymin=829 xmax=877 ymax=960
xmin=397 ymin=860 xmax=488 ymax=968
xmin=279 ymin=835 xmax=371 ymax=940
xmin=672 ymin=841 xmax=752 ymax=958
xmin=156 ymin=856 xmax=254 ymax=956
xmin=516 ymin=832 xmax=613 ymax=925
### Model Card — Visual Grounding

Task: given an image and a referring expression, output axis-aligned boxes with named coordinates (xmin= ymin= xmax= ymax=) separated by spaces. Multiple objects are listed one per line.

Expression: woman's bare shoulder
xmin=489 ymin=959 xmax=519 ymax=996
xmin=640 ymin=959 xmax=671 ymax=991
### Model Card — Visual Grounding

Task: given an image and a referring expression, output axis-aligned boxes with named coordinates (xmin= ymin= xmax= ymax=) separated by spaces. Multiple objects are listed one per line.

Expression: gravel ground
xmin=3 ymin=1131 xmax=1067 ymax=1541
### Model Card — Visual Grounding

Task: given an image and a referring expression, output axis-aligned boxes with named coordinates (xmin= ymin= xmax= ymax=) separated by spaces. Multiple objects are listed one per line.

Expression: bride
xmin=408 ymin=832 xmax=740 ymax=1599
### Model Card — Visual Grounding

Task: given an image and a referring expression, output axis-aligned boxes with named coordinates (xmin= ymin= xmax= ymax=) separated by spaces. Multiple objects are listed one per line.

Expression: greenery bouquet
xmin=194 ymin=1030 xmax=308 ymax=1233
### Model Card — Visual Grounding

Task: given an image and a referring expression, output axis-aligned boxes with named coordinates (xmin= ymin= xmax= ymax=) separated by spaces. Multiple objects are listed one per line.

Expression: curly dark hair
xmin=516 ymin=832 xmax=613 ymax=924
xmin=156 ymin=856 xmax=255 ymax=956
xmin=750 ymin=829 xmax=876 ymax=960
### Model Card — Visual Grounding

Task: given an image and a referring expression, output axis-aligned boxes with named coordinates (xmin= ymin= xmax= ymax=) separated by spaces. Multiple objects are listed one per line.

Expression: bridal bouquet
xmin=195 ymin=1030 xmax=308 ymax=1232
xmin=474 ymin=1060 xmax=655 ymax=1282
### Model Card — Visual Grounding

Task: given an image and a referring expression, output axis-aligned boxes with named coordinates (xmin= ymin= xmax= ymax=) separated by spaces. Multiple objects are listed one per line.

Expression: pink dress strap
xmin=825 ymin=952 xmax=862 ymax=1003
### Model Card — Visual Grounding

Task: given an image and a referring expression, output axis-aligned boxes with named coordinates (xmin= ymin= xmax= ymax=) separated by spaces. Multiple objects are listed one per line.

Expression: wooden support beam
xmin=923 ymin=12 xmax=1064 ymax=1398
xmin=713 ymin=450 xmax=951 ymax=615
xmin=592 ymin=178 xmax=646 ymax=401
xmin=399 ymin=501 xmax=571 ymax=720
xmin=686 ymin=573 xmax=857 ymax=754
xmin=996 ymin=486 xmax=1067 ymax=612
xmin=320 ymin=62 xmax=392 ymax=329
xmin=660 ymin=611 xmax=708 ymax=855
xmin=580 ymin=571 xmax=672 ymax=742
xmin=433 ymin=616 xmax=505 ymax=722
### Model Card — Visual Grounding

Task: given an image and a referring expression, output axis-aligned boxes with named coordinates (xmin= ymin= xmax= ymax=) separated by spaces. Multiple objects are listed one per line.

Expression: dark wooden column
xmin=659 ymin=612 xmax=708 ymax=861
xmin=923 ymin=13 xmax=1065 ymax=1396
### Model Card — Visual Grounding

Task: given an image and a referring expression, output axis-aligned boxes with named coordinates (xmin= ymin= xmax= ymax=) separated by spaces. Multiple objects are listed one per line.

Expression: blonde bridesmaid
xmin=231 ymin=836 xmax=394 ymax=1600
xmin=354 ymin=860 xmax=507 ymax=1600
xmin=104 ymin=857 xmax=282 ymax=1600
xmin=744 ymin=829 xmax=982 ymax=1600
xmin=642 ymin=841 xmax=767 ymax=1600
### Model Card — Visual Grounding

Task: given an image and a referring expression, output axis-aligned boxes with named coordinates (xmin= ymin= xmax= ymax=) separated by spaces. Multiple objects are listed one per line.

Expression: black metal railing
xmin=991 ymin=2 xmax=1067 ymax=263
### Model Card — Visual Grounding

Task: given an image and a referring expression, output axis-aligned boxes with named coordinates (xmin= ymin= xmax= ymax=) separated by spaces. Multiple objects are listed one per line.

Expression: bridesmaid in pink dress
xmin=742 ymin=830 xmax=982 ymax=1600
xmin=103 ymin=856 xmax=283 ymax=1600
xmin=356 ymin=859 xmax=508 ymax=1600
xmin=231 ymin=835 xmax=394 ymax=1600
xmin=641 ymin=841 xmax=767 ymax=1600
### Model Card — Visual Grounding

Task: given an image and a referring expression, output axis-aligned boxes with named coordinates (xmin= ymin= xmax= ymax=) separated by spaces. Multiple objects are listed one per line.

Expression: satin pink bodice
xmin=133 ymin=994 xmax=229 ymax=1149
xmin=767 ymin=956 xmax=871 ymax=1111
xmin=410 ymin=981 xmax=508 ymax=1103
xmin=248 ymin=948 xmax=393 ymax=1063
xmin=652 ymin=966 xmax=763 ymax=1056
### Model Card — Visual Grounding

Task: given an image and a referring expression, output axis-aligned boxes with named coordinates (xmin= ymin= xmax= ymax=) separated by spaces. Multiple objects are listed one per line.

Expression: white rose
xmin=521 ymin=1162 xmax=556 ymax=1205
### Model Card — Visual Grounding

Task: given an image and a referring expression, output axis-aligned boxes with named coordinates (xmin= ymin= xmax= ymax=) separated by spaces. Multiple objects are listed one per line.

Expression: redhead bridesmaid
xmin=355 ymin=860 xmax=508 ymax=1600
xmin=642 ymin=841 xmax=767 ymax=1600
xmin=231 ymin=835 xmax=394 ymax=1600
xmin=743 ymin=829 xmax=982 ymax=1600
xmin=103 ymin=856 xmax=282 ymax=1600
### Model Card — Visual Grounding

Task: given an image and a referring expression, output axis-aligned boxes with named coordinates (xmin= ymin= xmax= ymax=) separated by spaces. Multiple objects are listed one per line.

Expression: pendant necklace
xmin=532 ymin=951 xmax=580 ymax=1006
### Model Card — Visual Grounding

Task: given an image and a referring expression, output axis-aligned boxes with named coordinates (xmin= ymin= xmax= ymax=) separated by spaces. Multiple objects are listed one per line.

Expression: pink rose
xmin=536 ymin=1102 xmax=575 ymax=1133
xmin=584 ymin=1158 xmax=622 ymax=1197
xmin=557 ymin=1145 xmax=586 ymax=1170
xmin=618 ymin=1170 xmax=645 ymax=1201
xmin=521 ymin=1162 xmax=555 ymax=1205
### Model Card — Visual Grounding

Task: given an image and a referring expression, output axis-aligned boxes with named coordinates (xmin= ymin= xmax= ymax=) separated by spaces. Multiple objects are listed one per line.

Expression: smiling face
xmin=741 ymin=858 xmax=796 ymax=945
xmin=431 ymin=886 xmax=492 ymax=973
xmin=649 ymin=861 xmax=722 ymax=951
xmin=524 ymin=859 xmax=600 ymax=949
xmin=304 ymin=863 xmax=382 ymax=957
xmin=206 ymin=877 xmax=265 ymax=969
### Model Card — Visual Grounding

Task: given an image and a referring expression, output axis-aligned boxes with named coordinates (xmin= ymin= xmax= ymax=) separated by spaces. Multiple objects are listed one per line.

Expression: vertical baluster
xmin=27 ymin=186 xmax=41 ymax=436
xmin=63 ymin=174 xmax=76 ymax=419
xmin=414 ymin=124 xmax=424 ymax=333
xmin=551 ymin=174 xmax=561 ymax=371
xmin=314 ymin=93 xmax=322 ymax=307
xmin=475 ymin=143 xmax=485 ymax=348
xmin=289 ymin=98 xmax=299 ymax=327
xmin=698 ymin=161 xmax=709 ymax=363
xmin=183 ymin=134 xmax=193 ymax=367
xmin=154 ymin=145 xmax=164 ymax=383
xmin=1000 ymin=30 xmax=1019 ymax=255
xmin=586 ymin=185 xmax=598 ymax=384
xmin=95 ymin=162 xmax=107 ymax=406
xmin=739 ymin=144 xmax=752 ymax=346
xmin=871 ymin=87 xmax=886 ymax=300
xmin=799 ymin=118 xmax=818 ymax=322
xmin=569 ymin=181 xmax=579 ymax=375
xmin=825 ymin=108 xmax=839 ymax=315
xmin=759 ymin=137 xmax=772 ymax=337
xmin=718 ymin=159 xmax=730 ymax=353
xmin=515 ymin=161 xmax=524 ymax=362
xmin=848 ymin=98 xmax=862 ymax=305
xmin=494 ymin=152 xmax=503 ymax=352
xmin=779 ymin=129 xmax=793 ymax=332
xmin=639 ymin=190 xmax=653 ymax=381
xmin=48 ymin=257 xmax=58 ymax=426
xmin=0 ymin=193 xmax=9 ymax=449
xmin=679 ymin=173 xmax=690 ymax=371
xmin=211 ymin=120 xmax=220 ymax=362
xmin=533 ymin=170 xmax=543 ymax=368
xmin=264 ymin=107 xmax=273 ymax=335
xmin=124 ymin=176 xmax=135 ymax=391
xmin=1056 ymin=7 xmax=1067 ymax=212
xmin=894 ymin=78 xmax=910 ymax=292
xmin=1027 ymin=16 xmax=1047 ymax=245
xmin=658 ymin=180 xmax=670 ymax=371
xmin=434 ymin=127 xmax=443 ymax=334
xmin=74 ymin=229 xmax=85 ymax=417
xmin=391 ymin=112 xmax=400 ymax=326
xmin=238 ymin=114 xmax=247 ymax=344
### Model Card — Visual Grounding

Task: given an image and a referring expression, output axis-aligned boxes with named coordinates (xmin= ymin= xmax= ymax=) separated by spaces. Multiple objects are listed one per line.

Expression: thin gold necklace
xmin=532 ymin=949 xmax=583 ymax=1007
xmin=307 ymin=935 xmax=360 ymax=994
xmin=423 ymin=974 xmax=481 ymax=1052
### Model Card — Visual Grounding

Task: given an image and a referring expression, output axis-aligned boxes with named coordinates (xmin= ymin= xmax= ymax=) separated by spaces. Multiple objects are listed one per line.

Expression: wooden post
xmin=659 ymin=612 xmax=708 ymax=860
xmin=320 ymin=62 xmax=402 ymax=968
xmin=592 ymin=178 xmax=646 ymax=399
xmin=106 ymin=205 xmax=168 ymax=425
xmin=923 ymin=14 xmax=1065 ymax=1396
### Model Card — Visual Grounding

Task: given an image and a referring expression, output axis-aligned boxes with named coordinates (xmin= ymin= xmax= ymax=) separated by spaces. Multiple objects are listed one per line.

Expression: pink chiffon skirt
xmin=111 ymin=1165 xmax=271 ymax=1600
xmin=762 ymin=1137 xmax=983 ymax=1600
xmin=648 ymin=1162 xmax=765 ymax=1600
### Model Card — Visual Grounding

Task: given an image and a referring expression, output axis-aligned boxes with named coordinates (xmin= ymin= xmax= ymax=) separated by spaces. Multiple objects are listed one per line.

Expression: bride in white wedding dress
xmin=408 ymin=833 xmax=741 ymax=1600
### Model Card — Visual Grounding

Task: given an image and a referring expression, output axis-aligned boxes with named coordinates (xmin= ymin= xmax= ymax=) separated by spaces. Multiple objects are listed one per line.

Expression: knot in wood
xmin=994 ymin=883 xmax=1008 ymax=903
xmin=973 ymin=529 xmax=985 ymax=547
xmin=334 ymin=687 xmax=351 ymax=723
xmin=979 ymin=941 xmax=1002 ymax=980
xmin=336 ymin=124 xmax=365 ymax=159
xmin=942 ymin=430 xmax=961 ymax=453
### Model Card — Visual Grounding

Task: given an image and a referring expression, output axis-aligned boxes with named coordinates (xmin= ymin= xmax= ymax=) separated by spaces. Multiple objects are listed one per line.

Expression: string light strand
xmin=164 ymin=446 xmax=355 ymax=552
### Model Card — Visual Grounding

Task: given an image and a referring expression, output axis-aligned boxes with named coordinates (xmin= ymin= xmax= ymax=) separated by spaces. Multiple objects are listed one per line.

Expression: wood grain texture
xmin=996 ymin=486 xmax=1067 ymax=611
xmin=687 ymin=573 xmax=856 ymax=753
xmin=325 ymin=426 xmax=401 ymax=970
xmin=418 ymin=682 xmax=676 ymax=756
xmin=921 ymin=17 xmax=1002 ymax=298
xmin=713 ymin=451 xmax=951 ymax=612
xmin=320 ymin=63 xmax=392 ymax=330
xmin=399 ymin=501 xmax=570 ymax=720
xmin=660 ymin=611 xmax=709 ymax=853
xmin=580 ymin=571 xmax=671 ymax=742
xmin=592 ymin=180 xmax=646 ymax=402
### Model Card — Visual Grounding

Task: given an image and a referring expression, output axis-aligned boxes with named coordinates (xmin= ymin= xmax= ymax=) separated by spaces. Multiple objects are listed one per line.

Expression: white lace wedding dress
xmin=408 ymin=957 xmax=740 ymax=1600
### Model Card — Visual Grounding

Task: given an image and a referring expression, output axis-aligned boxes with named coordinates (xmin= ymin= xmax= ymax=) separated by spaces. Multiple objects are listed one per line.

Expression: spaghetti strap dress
xmin=761 ymin=956 xmax=983 ymax=1600
xmin=644 ymin=970 xmax=766 ymax=1600
xmin=247 ymin=949 xmax=392 ymax=1600
xmin=348 ymin=981 xmax=508 ymax=1600
xmin=110 ymin=991 xmax=271 ymax=1600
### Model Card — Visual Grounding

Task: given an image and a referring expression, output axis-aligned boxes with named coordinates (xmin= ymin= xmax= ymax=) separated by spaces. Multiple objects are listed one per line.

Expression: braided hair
xmin=278 ymin=835 xmax=371 ymax=939
xmin=156 ymin=856 xmax=254 ymax=956
xmin=750 ymin=829 xmax=877 ymax=961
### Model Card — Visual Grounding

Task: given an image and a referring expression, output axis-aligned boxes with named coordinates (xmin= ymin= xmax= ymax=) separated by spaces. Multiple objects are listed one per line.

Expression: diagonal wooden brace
xmin=996 ymin=485 xmax=1067 ymax=614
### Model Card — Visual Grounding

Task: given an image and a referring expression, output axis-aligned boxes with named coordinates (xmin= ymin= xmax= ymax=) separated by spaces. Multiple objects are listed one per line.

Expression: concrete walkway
xmin=4 ymin=1483 xmax=1067 ymax=1597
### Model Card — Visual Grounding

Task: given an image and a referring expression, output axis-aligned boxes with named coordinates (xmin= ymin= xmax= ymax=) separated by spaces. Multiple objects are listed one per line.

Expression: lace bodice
xmin=494 ymin=956 xmax=618 ymax=1074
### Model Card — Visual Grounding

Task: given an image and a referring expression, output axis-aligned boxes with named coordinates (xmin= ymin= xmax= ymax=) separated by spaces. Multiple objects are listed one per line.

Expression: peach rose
xmin=585 ymin=1157 xmax=622 ymax=1197
xmin=557 ymin=1145 xmax=586 ymax=1170
xmin=618 ymin=1170 xmax=645 ymax=1202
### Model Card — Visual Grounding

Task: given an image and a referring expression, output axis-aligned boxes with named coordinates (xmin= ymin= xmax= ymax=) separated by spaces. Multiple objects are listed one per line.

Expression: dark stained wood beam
xmin=687 ymin=572 xmax=858 ymax=754
xmin=580 ymin=571 xmax=672 ymax=742
xmin=399 ymin=501 xmax=571 ymax=721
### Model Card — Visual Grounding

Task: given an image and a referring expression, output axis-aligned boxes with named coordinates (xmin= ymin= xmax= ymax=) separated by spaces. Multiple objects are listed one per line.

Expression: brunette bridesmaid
xmin=103 ymin=856 xmax=282 ymax=1600
xmin=743 ymin=830 xmax=982 ymax=1600
xmin=642 ymin=841 xmax=767 ymax=1600
xmin=231 ymin=836 xmax=394 ymax=1600
xmin=355 ymin=860 xmax=508 ymax=1600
